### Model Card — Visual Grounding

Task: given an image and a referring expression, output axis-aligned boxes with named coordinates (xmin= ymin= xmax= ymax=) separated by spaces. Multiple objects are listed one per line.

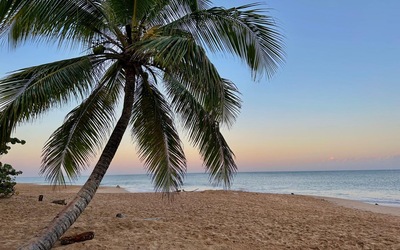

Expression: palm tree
xmin=0 ymin=0 xmax=284 ymax=249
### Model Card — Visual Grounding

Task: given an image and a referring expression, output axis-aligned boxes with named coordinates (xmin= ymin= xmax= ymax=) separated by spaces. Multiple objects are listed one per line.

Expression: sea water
xmin=17 ymin=169 xmax=400 ymax=207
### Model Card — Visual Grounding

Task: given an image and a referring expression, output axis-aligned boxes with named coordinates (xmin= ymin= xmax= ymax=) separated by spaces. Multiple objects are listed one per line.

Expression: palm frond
xmin=135 ymin=33 xmax=240 ymax=125
xmin=107 ymin=0 xmax=160 ymax=25
xmin=0 ymin=0 xmax=21 ymax=34
xmin=40 ymin=61 xmax=123 ymax=185
xmin=1 ymin=0 xmax=106 ymax=47
xmin=147 ymin=0 xmax=211 ymax=28
xmin=164 ymin=3 xmax=285 ymax=78
xmin=218 ymin=78 xmax=242 ymax=127
xmin=131 ymin=77 xmax=186 ymax=193
xmin=0 ymin=55 xmax=104 ymax=144
xmin=148 ymin=0 xmax=192 ymax=27
xmin=0 ymin=0 xmax=15 ymax=24
xmin=165 ymin=74 xmax=237 ymax=187
xmin=183 ymin=0 xmax=212 ymax=12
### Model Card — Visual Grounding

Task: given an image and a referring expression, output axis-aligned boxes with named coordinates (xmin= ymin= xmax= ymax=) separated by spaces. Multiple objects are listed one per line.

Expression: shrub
xmin=0 ymin=137 xmax=25 ymax=198
xmin=0 ymin=162 xmax=22 ymax=198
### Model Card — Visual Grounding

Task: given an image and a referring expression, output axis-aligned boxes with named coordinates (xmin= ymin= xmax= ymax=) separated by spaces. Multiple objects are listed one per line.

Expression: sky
xmin=1 ymin=0 xmax=399 ymax=177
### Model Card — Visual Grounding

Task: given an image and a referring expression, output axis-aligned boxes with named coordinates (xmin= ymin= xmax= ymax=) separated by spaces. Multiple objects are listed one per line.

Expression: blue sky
xmin=1 ymin=1 xmax=399 ymax=177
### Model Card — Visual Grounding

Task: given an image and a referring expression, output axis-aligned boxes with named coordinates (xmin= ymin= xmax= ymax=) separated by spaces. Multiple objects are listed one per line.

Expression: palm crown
xmin=0 ymin=0 xmax=284 ymax=192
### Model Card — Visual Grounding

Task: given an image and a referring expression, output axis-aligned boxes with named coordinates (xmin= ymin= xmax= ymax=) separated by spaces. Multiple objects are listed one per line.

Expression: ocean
xmin=17 ymin=169 xmax=400 ymax=207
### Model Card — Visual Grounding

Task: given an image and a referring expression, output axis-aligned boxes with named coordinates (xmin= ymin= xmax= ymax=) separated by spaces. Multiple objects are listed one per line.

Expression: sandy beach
xmin=1 ymin=184 xmax=400 ymax=249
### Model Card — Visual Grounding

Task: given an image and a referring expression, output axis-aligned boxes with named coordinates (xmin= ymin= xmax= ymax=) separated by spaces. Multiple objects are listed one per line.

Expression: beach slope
xmin=1 ymin=184 xmax=399 ymax=249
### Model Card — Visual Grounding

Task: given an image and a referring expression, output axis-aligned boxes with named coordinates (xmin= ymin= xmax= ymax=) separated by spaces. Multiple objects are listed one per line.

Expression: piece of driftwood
xmin=60 ymin=231 xmax=95 ymax=245
xmin=51 ymin=199 xmax=66 ymax=205
xmin=181 ymin=188 xmax=199 ymax=192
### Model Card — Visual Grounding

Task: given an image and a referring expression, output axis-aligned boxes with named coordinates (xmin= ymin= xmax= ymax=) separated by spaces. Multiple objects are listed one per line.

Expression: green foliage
xmin=0 ymin=137 xmax=26 ymax=155
xmin=0 ymin=162 xmax=22 ymax=198
xmin=0 ymin=137 xmax=24 ymax=198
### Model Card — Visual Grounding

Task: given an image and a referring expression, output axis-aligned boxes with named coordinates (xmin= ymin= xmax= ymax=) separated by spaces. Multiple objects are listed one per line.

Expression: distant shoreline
xmin=16 ymin=168 xmax=400 ymax=179
xmin=16 ymin=170 xmax=400 ymax=208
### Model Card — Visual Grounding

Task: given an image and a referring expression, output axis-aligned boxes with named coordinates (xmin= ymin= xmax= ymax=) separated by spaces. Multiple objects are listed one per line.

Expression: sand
xmin=1 ymin=184 xmax=400 ymax=250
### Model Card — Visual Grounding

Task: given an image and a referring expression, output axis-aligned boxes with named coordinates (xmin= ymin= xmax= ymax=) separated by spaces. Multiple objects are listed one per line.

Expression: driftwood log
xmin=60 ymin=231 xmax=95 ymax=245
xmin=51 ymin=199 xmax=67 ymax=205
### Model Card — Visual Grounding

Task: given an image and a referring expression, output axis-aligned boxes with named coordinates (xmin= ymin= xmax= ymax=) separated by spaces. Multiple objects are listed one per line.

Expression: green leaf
xmin=1 ymin=0 xmax=107 ymax=48
xmin=164 ymin=3 xmax=285 ymax=78
xmin=0 ymin=55 xmax=104 ymax=144
xmin=165 ymin=74 xmax=237 ymax=187
xmin=136 ymin=33 xmax=241 ymax=125
xmin=40 ymin=62 xmax=123 ymax=185
xmin=131 ymin=78 xmax=186 ymax=193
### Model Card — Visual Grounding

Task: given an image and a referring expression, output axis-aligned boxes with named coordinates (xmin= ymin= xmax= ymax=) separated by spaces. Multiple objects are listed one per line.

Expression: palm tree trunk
xmin=19 ymin=69 xmax=136 ymax=250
